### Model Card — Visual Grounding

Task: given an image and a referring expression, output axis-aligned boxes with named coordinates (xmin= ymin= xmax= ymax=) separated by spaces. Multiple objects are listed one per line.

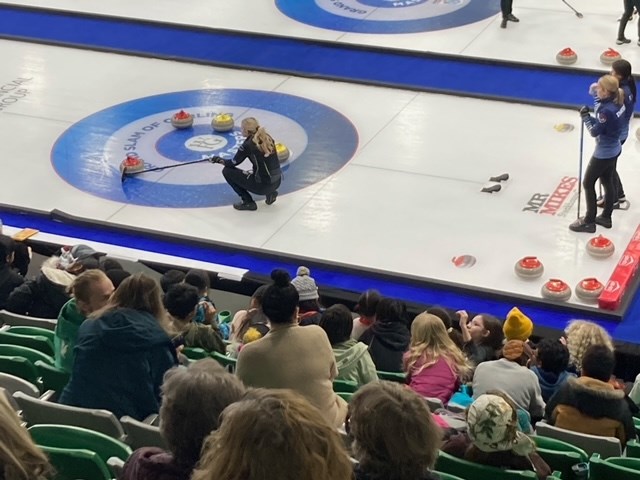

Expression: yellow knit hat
xmin=503 ymin=307 xmax=533 ymax=341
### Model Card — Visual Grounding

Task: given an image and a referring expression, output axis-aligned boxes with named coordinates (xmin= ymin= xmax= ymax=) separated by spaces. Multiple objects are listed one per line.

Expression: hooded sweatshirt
xmin=54 ymin=298 xmax=86 ymax=373
xmin=333 ymin=339 xmax=378 ymax=386
xmin=59 ymin=308 xmax=177 ymax=420
xmin=530 ymin=366 xmax=575 ymax=403
xmin=359 ymin=321 xmax=410 ymax=373
xmin=5 ymin=257 xmax=74 ymax=318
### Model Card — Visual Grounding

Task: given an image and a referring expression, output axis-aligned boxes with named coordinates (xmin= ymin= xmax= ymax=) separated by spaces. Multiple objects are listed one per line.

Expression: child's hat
xmin=503 ymin=307 xmax=533 ymax=341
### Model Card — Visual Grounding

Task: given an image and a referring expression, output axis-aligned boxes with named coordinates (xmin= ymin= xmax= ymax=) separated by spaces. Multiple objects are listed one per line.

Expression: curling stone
xmin=514 ymin=256 xmax=544 ymax=279
xmin=541 ymin=279 xmax=572 ymax=301
xmin=212 ymin=113 xmax=234 ymax=132
xmin=556 ymin=47 xmax=578 ymax=65
xmin=600 ymin=48 xmax=622 ymax=66
xmin=119 ymin=154 xmax=145 ymax=175
xmin=451 ymin=255 xmax=476 ymax=268
xmin=575 ymin=277 xmax=604 ymax=302
xmin=586 ymin=235 xmax=615 ymax=258
xmin=275 ymin=143 xmax=290 ymax=163
xmin=171 ymin=110 xmax=193 ymax=129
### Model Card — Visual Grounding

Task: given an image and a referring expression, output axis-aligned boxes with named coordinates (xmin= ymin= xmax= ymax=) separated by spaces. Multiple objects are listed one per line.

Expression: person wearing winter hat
xmin=320 ymin=304 xmax=378 ymax=386
xmin=5 ymin=244 xmax=101 ymax=319
xmin=291 ymin=266 xmax=322 ymax=326
xmin=472 ymin=340 xmax=545 ymax=420
xmin=503 ymin=307 xmax=533 ymax=342
xmin=442 ymin=392 xmax=551 ymax=478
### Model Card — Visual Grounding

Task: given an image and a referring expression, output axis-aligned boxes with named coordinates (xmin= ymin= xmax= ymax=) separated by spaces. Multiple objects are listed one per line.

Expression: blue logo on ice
xmin=276 ymin=0 xmax=500 ymax=33
xmin=51 ymin=89 xmax=359 ymax=208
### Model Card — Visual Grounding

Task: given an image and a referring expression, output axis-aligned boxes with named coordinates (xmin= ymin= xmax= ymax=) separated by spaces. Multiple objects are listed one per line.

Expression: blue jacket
xmin=582 ymin=96 xmax=624 ymax=158
xmin=619 ymin=79 xmax=635 ymax=143
xmin=531 ymin=366 xmax=575 ymax=403
xmin=60 ymin=308 xmax=177 ymax=420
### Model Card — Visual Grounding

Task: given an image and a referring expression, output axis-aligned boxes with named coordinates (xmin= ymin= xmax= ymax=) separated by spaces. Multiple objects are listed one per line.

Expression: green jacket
xmin=55 ymin=298 xmax=86 ymax=373
xmin=333 ymin=339 xmax=378 ymax=386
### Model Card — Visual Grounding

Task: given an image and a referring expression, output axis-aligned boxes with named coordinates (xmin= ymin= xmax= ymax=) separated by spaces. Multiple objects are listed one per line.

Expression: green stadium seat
xmin=0 ymin=330 xmax=54 ymax=356
xmin=0 ymin=344 xmax=54 ymax=366
xmin=333 ymin=379 xmax=358 ymax=393
xmin=589 ymin=454 xmax=640 ymax=480
xmin=0 ymin=355 xmax=40 ymax=388
xmin=533 ymin=435 xmax=588 ymax=480
xmin=376 ymin=370 xmax=407 ymax=383
xmin=436 ymin=451 xmax=541 ymax=480
xmin=182 ymin=347 xmax=209 ymax=360
xmin=337 ymin=392 xmax=354 ymax=402
xmin=38 ymin=445 xmax=112 ymax=480
xmin=211 ymin=351 xmax=237 ymax=373
xmin=627 ymin=439 xmax=640 ymax=458
xmin=7 ymin=325 xmax=56 ymax=343
xmin=29 ymin=424 xmax=131 ymax=463
xmin=34 ymin=360 xmax=70 ymax=394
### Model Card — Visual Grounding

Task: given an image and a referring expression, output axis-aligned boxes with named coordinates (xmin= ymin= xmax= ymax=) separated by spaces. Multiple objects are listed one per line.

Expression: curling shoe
xmin=265 ymin=191 xmax=278 ymax=205
xmin=616 ymin=37 xmax=631 ymax=45
xmin=233 ymin=201 xmax=257 ymax=211
xmin=569 ymin=218 xmax=596 ymax=233
xmin=500 ymin=18 xmax=507 ymax=28
xmin=595 ymin=215 xmax=612 ymax=229
xmin=506 ymin=14 xmax=519 ymax=22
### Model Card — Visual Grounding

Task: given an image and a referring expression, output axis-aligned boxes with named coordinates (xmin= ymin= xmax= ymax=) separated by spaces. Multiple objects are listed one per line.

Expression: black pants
xmin=619 ymin=0 xmax=640 ymax=39
xmin=583 ymin=155 xmax=618 ymax=223
xmin=222 ymin=166 xmax=280 ymax=203
xmin=501 ymin=0 xmax=513 ymax=16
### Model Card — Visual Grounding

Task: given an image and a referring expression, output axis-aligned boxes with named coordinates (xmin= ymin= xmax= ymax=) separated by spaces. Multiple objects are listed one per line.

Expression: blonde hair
xmin=565 ymin=320 xmax=613 ymax=369
xmin=598 ymin=74 xmax=625 ymax=106
xmin=0 ymin=394 xmax=53 ymax=480
xmin=241 ymin=117 xmax=275 ymax=156
xmin=404 ymin=313 xmax=471 ymax=380
xmin=348 ymin=381 xmax=442 ymax=480
xmin=192 ymin=389 xmax=352 ymax=480
xmin=68 ymin=269 xmax=109 ymax=303
xmin=242 ymin=326 xmax=262 ymax=345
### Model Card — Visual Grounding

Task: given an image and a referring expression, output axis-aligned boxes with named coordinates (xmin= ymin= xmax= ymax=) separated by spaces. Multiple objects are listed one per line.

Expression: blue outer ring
xmin=51 ymin=89 xmax=359 ymax=208
xmin=275 ymin=0 xmax=500 ymax=33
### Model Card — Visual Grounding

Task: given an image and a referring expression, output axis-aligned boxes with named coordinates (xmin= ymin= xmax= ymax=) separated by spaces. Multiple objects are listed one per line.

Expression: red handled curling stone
xmin=541 ymin=279 xmax=572 ymax=301
xmin=514 ymin=256 xmax=544 ymax=279
xmin=556 ymin=47 xmax=577 ymax=65
xmin=600 ymin=48 xmax=622 ymax=65
xmin=171 ymin=110 xmax=193 ymax=129
xmin=212 ymin=113 xmax=234 ymax=132
xmin=119 ymin=154 xmax=145 ymax=175
xmin=575 ymin=277 xmax=604 ymax=302
xmin=586 ymin=235 xmax=615 ymax=258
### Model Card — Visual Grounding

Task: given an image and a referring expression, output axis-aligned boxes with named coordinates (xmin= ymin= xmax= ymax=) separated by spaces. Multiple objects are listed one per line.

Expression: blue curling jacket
xmin=619 ymin=79 xmax=635 ymax=142
xmin=582 ymin=96 xmax=624 ymax=159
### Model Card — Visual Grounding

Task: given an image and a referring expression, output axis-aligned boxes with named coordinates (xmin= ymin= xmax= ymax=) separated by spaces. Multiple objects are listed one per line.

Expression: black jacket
xmin=228 ymin=135 xmax=281 ymax=184
xmin=0 ymin=264 xmax=24 ymax=311
xmin=5 ymin=258 xmax=74 ymax=318
xmin=359 ymin=321 xmax=410 ymax=373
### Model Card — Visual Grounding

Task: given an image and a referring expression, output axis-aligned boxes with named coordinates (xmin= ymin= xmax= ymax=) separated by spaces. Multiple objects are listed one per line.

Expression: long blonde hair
xmin=599 ymin=74 xmax=625 ymax=106
xmin=192 ymin=389 xmax=352 ymax=480
xmin=0 ymin=394 xmax=53 ymax=480
xmin=241 ymin=117 xmax=275 ymax=156
xmin=404 ymin=313 xmax=471 ymax=379
xmin=565 ymin=320 xmax=613 ymax=369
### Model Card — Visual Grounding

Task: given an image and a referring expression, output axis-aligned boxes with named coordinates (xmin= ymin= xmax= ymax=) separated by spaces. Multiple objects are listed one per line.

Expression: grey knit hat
xmin=291 ymin=266 xmax=319 ymax=301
